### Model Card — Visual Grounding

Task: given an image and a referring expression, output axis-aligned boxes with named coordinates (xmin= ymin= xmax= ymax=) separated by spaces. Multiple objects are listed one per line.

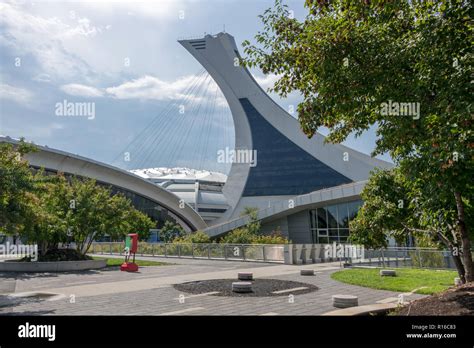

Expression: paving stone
xmin=0 ymin=257 xmax=427 ymax=316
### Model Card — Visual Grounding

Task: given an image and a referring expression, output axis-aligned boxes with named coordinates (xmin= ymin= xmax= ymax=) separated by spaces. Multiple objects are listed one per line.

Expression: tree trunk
xmin=436 ymin=231 xmax=466 ymax=283
xmin=452 ymin=253 xmax=466 ymax=283
xmin=454 ymin=191 xmax=473 ymax=283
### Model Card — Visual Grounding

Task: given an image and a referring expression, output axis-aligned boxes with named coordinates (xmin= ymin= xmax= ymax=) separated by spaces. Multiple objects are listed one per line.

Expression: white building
xmin=131 ymin=167 xmax=229 ymax=223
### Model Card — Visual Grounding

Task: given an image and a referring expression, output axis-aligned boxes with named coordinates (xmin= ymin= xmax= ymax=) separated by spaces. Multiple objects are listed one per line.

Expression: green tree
xmin=21 ymin=173 xmax=71 ymax=256
xmin=240 ymin=206 xmax=261 ymax=235
xmin=158 ymin=220 xmax=185 ymax=242
xmin=220 ymin=207 xmax=289 ymax=244
xmin=18 ymin=173 xmax=155 ymax=257
xmin=351 ymin=167 xmax=473 ymax=282
xmin=348 ymin=169 xmax=411 ymax=249
xmin=0 ymin=140 xmax=37 ymax=234
xmin=220 ymin=228 xmax=255 ymax=244
xmin=173 ymin=231 xmax=211 ymax=244
xmin=63 ymin=178 xmax=154 ymax=254
xmin=243 ymin=0 xmax=473 ymax=281
xmin=1 ymin=140 xmax=156 ymax=257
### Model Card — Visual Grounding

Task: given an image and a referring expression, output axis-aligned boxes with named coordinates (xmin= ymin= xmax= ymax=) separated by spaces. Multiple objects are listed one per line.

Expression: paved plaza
xmin=0 ymin=256 xmax=425 ymax=315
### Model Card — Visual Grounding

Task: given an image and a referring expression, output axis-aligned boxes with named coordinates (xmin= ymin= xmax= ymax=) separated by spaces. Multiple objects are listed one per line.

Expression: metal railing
xmin=89 ymin=243 xmax=472 ymax=268
xmin=90 ymin=242 xmax=286 ymax=263
xmin=349 ymin=247 xmax=471 ymax=270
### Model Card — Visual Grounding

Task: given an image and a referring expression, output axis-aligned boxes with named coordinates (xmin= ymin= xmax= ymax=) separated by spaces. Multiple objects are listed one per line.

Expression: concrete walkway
xmin=0 ymin=255 xmax=426 ymax=315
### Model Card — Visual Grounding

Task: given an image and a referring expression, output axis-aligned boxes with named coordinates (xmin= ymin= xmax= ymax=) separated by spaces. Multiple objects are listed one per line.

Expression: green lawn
xmin=331 ymin=268 xmax=457 ymax=295
xmin=93 ymin=257 xmax=170 ymax=267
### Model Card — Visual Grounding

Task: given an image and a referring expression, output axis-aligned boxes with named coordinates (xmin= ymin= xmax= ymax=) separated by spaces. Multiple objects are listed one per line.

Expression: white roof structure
xmin=130 ymin=167 xmax=229 ymax=223
xmin=130 ymin=167 xmax=227 ymax=183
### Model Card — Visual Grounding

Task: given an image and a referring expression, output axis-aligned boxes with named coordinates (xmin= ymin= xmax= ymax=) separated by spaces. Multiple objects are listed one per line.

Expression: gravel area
xmin=173 ymin=278 xmax=318 ymax=297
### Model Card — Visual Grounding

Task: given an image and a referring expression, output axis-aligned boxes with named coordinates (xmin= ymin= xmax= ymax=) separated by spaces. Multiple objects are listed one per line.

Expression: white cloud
xmin=106 ymin=75 xmax=184 ymax=100
xmin=254 ymin=73 xmax=280 ymax=90
xmin=32 ymin=73 xmax=52 ymax=83
xmin=106 ymin=75 xmax=213 ymax=103
xmin=0 ymin=84 xmax=33 ymax=104
xmin=0 ymin=2 xmax=103 ymax=81
xmin=62 ymin=17 xmax=101 ymax=38
xmin=58 ymin=74 xmax=229 ymax=107
xmin=60 ymin=83 xmax=104 ymax=97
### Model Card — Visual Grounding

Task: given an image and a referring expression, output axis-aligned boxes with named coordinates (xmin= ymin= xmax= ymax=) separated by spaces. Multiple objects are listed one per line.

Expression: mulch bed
xmin=173 ymin=278 xmax=318 ymax=297
xmin=393 ymin=282 xmax=474 ymax=316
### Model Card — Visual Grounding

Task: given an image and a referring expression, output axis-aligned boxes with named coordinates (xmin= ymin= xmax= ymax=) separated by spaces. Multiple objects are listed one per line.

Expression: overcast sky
xmin=0 ymin=0 xmax=391 ymax=173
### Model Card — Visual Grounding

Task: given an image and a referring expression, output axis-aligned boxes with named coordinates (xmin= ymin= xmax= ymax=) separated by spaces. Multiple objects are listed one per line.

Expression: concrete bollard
xmin=232 ymin=282 xmax=253 ymax=293
xmin=380 ymin=269 xmax=396 ymax=277
xmin=332 ymin=295 xmax=359 ymax=308
xmin=238 ymin=272 xmax=253 ymax=281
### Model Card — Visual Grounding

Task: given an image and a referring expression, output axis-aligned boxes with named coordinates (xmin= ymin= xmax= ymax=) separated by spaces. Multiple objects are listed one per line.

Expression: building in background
xmin=1 ymin=32 xmax=394 ymax=245
xmin=179 ymin=33 xmax=393 ymax=243
xmin=131 ymin=167 xmax=229 ymax=224
xmin=0 ymin=136 xmax=207 ymax=235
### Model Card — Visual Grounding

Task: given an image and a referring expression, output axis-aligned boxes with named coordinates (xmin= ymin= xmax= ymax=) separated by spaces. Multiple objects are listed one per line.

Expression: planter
xmin=0 ymin=259 xmax=107 ymax=272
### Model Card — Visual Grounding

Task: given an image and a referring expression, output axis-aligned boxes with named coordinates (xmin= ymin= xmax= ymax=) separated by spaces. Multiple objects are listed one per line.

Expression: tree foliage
xmin=219 ymin=207 xmax=289 ymax=244
xmin=173 ymin=230 xmax=211 ymax=244
xmin=0 ymin=141 xmax=155 ymax=256
xmin=351 ymin=167 xmax=473 ymax=281
xmin=0 ymin=140 xmax=37 ymax=234
xmin=158 ymin=220 xmax=185 ymax=243
xmin=244 ymin=0 xmax=473 ymax=281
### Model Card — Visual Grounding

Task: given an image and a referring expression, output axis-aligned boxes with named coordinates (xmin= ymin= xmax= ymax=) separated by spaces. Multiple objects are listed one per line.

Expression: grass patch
xmin=93 ymin=257 xmax=170 ymax=267
xmin=331 ymin=268 xmax=457 ymax=295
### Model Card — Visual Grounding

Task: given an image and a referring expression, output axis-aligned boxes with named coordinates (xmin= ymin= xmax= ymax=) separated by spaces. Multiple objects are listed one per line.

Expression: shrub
xmin=158 ymin=221 xmax=185 ymax=242
xmin=220 ymin=228 xmax=290 ymax=244
xmin=219 ymin=228 xmax=254 ymax=244
xmin=173 ymin=231 xmax=211 ymax=244
xmin=252 ymin=231 xmax=289 ymax=244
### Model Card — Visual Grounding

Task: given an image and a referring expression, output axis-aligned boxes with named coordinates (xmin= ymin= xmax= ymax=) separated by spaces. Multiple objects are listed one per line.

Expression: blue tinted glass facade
xmin=239 ymin=98 xmax=352 ymax=196
xmin=310 ymin=200 xmax=363 ymax=243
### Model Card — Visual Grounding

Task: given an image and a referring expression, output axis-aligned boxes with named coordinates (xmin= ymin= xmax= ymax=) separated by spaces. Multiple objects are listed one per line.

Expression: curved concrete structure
xmin=204 ymin=180 xmax=366 ymax=238
xmin=1 ymin=136 xmax=207 ymax=232
xmin=179 ymin=33 xmax=392 ymax=223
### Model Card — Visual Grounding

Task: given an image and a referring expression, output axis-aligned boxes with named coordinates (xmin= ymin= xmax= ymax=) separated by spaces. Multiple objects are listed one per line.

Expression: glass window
xmin=348 ymin=200 xmax=363 ymax=221
xmin=310 ymin=210 xmax=317 ymax=229
xmin=318 ymin=236 xmax=329 ymax=244
xmin=317 ymin=208 xmax=327 ymax=229
xmin=339 ymin=228 xmax=349 ymax=236
xmin=309 ymin=201 xmax=363 ymax=244
xmin=337 ymin=203 xmax=349 ymax=228
xmin=327 ymin=205 xmax=338 ymax=228
xmin=328 ymin=229 xmax=339 ymax=237
xmin=240 ymin=98 xmax=352 ymax=196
